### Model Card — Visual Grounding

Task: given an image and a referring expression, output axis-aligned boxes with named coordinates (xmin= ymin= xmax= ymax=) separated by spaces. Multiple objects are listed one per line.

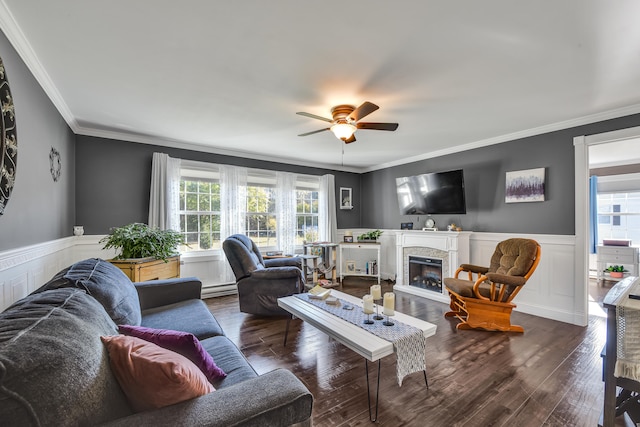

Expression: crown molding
xmin=363 ymin=103 xmax=640 ymax=173
xmin=0 ymin=1 xmax=79 ymax=131
xmin=75 ymin=125 xmax=364 ymax=174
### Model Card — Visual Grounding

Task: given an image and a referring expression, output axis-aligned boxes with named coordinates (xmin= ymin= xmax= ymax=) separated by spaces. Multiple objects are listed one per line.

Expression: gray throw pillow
xmin=37 ymin=258 xmax=142 ymax=326
xmin=0 ymin=288 xmax=133 ymax=425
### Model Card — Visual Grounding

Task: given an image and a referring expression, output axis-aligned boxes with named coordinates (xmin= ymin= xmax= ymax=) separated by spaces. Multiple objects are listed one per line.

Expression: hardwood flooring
xmin=204 ymin=278 xmax=612 ymax=426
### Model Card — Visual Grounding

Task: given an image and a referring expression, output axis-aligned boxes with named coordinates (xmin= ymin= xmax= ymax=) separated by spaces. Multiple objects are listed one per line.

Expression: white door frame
xmin=574 ymin=125 xmax=640 ymax=325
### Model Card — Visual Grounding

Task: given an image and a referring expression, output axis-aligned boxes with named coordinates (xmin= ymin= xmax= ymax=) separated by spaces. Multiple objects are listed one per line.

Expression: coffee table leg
xmin=424 ymin=370 xmax=429 ymax=388
xmin=283 ymin=315 xmax=292 ymax=347
xmin=365 ymin=359 xmax=381 ymax=422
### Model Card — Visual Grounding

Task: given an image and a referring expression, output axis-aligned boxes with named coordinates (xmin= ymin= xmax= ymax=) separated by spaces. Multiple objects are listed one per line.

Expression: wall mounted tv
xmin=396 ymin=169 xmax=466 ymax=215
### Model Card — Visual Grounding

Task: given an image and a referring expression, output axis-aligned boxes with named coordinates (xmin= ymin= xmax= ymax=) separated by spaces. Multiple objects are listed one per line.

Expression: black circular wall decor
xmin=49 ymin=147 xmax=61 ymax=182
xmin=0 ymin=55 xmax=17 ymax=215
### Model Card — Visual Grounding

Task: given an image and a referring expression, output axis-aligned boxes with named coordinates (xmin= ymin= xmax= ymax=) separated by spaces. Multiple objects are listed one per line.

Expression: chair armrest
xmin=238 ymin=267 xmax=304 ymax=296
xmin=265 ymin=256 xmax=302 ymax=269
xmin=459 ymin=264 xmax=489 ymax=275
xmin=134 ymin=277 xmax=202 ymax=310
xmin=252 ymin=267 xmax=303 ymax=281
xmin=99 ymin=369 xmax=313 ymax=427
xmin=485 ymin=273 xmax=527 ymax=287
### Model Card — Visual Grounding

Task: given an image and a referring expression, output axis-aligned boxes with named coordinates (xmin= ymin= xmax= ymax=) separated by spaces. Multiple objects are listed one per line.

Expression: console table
xmin=339 ymin=242 xmax=381 ymax=284
xmin=597 ymin=245 xmax=639 ymax=284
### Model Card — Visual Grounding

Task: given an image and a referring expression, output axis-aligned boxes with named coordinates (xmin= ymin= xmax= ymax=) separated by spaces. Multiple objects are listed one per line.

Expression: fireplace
xmin=408 ymin=256 xmax=443 ymax=293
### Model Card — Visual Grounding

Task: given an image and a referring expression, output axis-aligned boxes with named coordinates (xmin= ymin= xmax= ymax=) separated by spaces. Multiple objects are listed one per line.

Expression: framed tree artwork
xmin=505 ymin=168 xmax=545 ymax=203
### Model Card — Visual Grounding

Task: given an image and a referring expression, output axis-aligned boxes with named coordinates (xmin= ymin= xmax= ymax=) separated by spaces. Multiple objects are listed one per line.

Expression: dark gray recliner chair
xmin=223 ymin=234 xmax=305 ymax=316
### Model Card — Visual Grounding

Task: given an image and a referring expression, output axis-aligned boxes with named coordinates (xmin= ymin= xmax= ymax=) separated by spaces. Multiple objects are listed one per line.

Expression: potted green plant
xmin=100 ymin=223 xmax=185 ymax=282
xmin=605 ymin=265 xmax=626 ymax=278
xmin=357 ymin=229 xmax=383 ymax=242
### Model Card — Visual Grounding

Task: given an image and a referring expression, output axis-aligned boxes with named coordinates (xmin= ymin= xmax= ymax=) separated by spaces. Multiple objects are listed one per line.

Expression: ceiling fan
xmin=297 ymin=101 xmax=398 ymax=144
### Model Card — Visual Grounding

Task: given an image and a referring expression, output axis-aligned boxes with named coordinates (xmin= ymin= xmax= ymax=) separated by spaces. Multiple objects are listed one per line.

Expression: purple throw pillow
xmin=118 ymin=325 xmax=226 ymax=382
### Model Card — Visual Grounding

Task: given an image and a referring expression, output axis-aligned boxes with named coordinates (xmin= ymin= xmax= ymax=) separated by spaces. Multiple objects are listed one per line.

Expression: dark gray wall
xmin=76 ymin=136 xmax=361 ymax=234
xmin=0 ymin=30 xmax=75 ymax=251
xmin=362 ymin=114 xmax=640 ymax=234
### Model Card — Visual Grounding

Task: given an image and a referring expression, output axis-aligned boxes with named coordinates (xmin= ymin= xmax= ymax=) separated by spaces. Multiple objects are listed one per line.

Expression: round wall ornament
xmin=0 ymin=55 xmax=17 ymax=215
xmin=49 ymin=147 xmax=61 ymax=182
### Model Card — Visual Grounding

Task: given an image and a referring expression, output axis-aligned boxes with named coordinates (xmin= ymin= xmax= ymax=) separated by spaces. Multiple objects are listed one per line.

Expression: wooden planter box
xmin=109 ymin=255 xmax=180 ymax=282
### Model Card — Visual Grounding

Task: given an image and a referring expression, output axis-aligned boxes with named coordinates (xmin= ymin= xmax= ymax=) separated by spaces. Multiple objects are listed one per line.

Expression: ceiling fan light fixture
xmin=330 ymin=123 xmax=356 ymax=141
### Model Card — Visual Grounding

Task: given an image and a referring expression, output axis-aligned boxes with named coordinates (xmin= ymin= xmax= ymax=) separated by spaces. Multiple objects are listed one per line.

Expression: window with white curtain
xmin=245 ymin=176 xmax=277 ymax=247
xmin=296 ymin=178 xmax=319 ymax=245
xmin=177 ymin=160 xmax=323 ymax=253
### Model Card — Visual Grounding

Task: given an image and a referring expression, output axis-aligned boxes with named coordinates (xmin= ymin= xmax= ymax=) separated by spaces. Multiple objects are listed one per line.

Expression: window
xmin=177 ymin=160 xmax=325 ymax=253
xmin=597 ymin=192 xmax=640 ymax=243
xmin=296 ymin=188 xmax=319 ymax=245
xmin=179 ymin=169 xmax=221 ymax=252
xmin=245 ymin=183 xmax=276 ymax=247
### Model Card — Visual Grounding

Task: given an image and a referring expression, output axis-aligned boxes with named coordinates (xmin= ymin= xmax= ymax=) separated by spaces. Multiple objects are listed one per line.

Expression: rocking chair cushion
xmin=489 ymin=238 xmax=537 ymax=277
xmin=444 ymin=277 xmax=493 ymax=299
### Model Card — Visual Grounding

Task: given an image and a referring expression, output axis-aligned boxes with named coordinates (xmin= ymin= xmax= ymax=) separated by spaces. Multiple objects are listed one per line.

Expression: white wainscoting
xmin=0 ymin=236 xmax=236 ymax=311
xmin=0 ymin=232 xmax=583 ymax=326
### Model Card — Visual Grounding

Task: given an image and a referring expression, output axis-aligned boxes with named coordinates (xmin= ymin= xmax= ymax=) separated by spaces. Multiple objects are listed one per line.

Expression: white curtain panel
xmin=220 ymin=164 xmax=248 ymax=239
xmin=319 ymin=174 xmax=337 ymax=243
xmin=276 ymin=171 xmax=297 ymax=255
xmin=220 ymin=164 xmax=248 ymax=282
xmin=148 ymin=152 xmax=181 ymax=230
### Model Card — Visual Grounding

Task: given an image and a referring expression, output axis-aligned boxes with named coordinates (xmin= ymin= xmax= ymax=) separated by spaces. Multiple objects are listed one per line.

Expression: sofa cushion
xmin=200 ymin=335 xmax=258 ymax=389
xmin=0 ymin=288 xmax=133 ymax=426
xmin=36 ymin=258 xmax=142 ymax=326
xmin=101 ymin=335 xmax=215 ymax=412
xmin=118 ymin=324 xmax=227 ymax=382
xmin=141 ymin=299 xmax=224 ymax=339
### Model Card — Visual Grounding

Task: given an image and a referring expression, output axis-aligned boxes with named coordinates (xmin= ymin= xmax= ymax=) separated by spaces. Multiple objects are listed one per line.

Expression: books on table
xmin=308 ymin=285 xmax=331 ymax=300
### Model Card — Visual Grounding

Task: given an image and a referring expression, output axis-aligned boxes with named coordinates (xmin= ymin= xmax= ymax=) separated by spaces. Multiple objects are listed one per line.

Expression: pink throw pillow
xmin=118 ymin=324 xmax=227 ymax=382
xmin=101 ymin=335 xmax=214 ymax=412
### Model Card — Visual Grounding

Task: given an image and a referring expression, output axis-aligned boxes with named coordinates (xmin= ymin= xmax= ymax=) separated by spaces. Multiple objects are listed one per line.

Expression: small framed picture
xmin=401 ymin=222 xmax=413 ymax=230
xmin=346 ymin=260 xmax=356 ymax=273
xmin=340 ymin=187 xmax=353 ymax=210
xmin=344 ymin=235 xmax=354 ymax=243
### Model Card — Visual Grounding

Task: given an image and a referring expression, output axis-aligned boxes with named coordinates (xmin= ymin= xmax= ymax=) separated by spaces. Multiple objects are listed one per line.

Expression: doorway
xmin=575 ymin=125 xmax=640 ymax=317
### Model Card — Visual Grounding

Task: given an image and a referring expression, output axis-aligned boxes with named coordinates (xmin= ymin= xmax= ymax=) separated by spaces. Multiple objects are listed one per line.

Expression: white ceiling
xmin=2 ymin=1 xmax=640 ymax=172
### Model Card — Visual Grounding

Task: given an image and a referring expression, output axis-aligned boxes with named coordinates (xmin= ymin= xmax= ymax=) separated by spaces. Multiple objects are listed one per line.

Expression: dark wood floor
xmin=205 ymin=278 xmax=614 ymax=426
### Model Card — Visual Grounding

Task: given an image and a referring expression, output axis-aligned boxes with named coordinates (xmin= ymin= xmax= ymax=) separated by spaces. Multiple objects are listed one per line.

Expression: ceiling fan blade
xmin=344 ymin=134 xmax=356 ymax=144
xmin=348 ymin=101 xmax=379 ymax=122
xmin=357 ymin=122 xmax=399 ymax=131
xmin=296 ymin=111 xmax=333 ymax=123
xmin=298 ymin=128 xmax=330 ymax=137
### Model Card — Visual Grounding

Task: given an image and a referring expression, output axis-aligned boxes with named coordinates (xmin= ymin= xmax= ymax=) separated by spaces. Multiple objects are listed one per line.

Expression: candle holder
xmin=383 ymin=313 xmax=395 ymax=326
xmin=363 ymin=312 xmax=374 ymax=325
xmin=373 ymin=299 xmax=384 ymax=320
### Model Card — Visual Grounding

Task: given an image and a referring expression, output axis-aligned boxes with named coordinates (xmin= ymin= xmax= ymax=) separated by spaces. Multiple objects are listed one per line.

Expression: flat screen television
xmin=396 ymin=169 xmax=466 ymax=215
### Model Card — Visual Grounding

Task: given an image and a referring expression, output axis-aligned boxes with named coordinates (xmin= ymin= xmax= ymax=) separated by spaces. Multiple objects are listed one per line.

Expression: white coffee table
xmin=277 ymin=290 xmax=437 ymax=421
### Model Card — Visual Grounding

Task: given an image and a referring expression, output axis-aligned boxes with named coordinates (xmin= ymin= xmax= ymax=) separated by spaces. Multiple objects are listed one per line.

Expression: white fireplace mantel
xmin=394 ymin=230 xmax=471 ymax=303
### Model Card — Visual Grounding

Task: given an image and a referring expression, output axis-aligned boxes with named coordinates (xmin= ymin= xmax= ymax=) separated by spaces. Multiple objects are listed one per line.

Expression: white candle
xmin=383 ymin=292 xmax=395 ymax=316
xmin=363 ymin=294 xmax=374 ymax=314
xmin=370 ymin=284 xmax=382 ymax=300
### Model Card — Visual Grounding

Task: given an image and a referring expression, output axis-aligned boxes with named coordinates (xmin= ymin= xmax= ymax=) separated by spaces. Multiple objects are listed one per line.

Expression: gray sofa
xmin=0 ymin=258 xmax=313 ymax=426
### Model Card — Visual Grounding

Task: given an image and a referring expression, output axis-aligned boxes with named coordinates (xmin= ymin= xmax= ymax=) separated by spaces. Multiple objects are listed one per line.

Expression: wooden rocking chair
xmin=444 ymin=238 xmax=541 ymax=332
